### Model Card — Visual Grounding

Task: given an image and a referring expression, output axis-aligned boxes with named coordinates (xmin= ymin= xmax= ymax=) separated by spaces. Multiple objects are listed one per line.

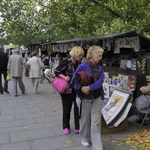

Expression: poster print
xmin=101 ymin=90 xmax=130 ymax=125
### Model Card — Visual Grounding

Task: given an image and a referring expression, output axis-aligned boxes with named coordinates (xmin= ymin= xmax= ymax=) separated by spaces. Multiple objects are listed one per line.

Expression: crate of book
xmin=101 ymin=115 xmax=128 ymax=134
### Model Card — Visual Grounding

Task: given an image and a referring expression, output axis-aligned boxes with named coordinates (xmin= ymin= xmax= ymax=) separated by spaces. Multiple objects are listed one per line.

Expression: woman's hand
xmin=58 ymin=74 xmax=70 ymax=81
xmin=64 ymin=76 xmax=70 ymax=81
xmin=81 ymin=86 xmax=90 ymax=95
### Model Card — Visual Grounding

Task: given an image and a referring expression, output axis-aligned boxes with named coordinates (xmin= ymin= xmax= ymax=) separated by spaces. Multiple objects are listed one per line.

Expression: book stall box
xmin=101 ymin=56 xmax=148 ymax=133
xmin=101 ymin=65 xmax=136 ymax=134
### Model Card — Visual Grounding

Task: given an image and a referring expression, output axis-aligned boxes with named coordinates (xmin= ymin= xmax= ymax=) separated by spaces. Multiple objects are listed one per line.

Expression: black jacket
xmin=0 ymin=51 xmax=8 ymax=71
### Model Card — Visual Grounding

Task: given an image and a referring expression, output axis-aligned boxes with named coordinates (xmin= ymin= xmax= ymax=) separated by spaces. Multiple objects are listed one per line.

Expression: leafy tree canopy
xmin=0 ymin=0 xmax=149 ymax=47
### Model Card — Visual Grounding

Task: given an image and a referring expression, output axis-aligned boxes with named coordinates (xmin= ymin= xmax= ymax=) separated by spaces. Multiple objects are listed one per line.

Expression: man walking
xmin=0 ymin=47 xmax=9 ymax=94
xmin=7 ymin=49 xmax=25 ymax=97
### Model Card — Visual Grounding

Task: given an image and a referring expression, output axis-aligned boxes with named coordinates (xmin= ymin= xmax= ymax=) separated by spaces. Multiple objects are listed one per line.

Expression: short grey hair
xmin=13 ymin=49 xmax=20 ymax=53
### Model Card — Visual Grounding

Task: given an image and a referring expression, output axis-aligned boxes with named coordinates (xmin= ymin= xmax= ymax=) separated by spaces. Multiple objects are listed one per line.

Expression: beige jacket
xmin=26 ymin=56 xmax=44 ymax=78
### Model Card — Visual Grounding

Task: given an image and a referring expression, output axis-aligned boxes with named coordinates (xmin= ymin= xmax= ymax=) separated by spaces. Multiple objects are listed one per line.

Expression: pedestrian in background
xmin=39 ymin=54 xmax=50 ymax=83
xmin=54 ymin=46 xmax=84 ymax=135
xmin=7 ymin=49 xmax=25 ymax=97
xmin=71 ymin=46 xmax=104 ymax=150
xmin=26 ymin=51 xmax=45 ymax=94
xmin=41 ymin=54 xmax=49 ymax=66
xmin=0 ymin=47 xmax=9 ymax=94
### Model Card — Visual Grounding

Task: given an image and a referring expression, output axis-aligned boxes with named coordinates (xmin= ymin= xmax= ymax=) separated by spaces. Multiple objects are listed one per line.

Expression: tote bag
xmin=52 ymin=77 xmax=72 ymax=94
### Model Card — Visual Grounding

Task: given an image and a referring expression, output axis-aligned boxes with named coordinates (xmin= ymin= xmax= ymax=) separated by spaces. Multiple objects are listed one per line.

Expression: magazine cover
xmin=111 ymin=75 xmax=119 ymax=85
xmin=108 ymin=84 xmax=117 ymax=98
xmin=101 ymin=90 xmax=130 ymax=125
xmin=104 ymin=72 xmax=109 ymax=79
xmin=120 ymin=59 xmax=136 ymax=70
xmin=127 ymin=75 xmax=136 ymax=91
xmin=117 ymin=74 xmax=136 ymax=91
xmin=103 ymin=82 xmax=109 ymax=98
xmin=117 ymin=74 xmax=129 ymax=90
xmin=104 ymin=72 xmax=111 ymax=84
xmin=131 ymin=60 xmax=136 ymax=70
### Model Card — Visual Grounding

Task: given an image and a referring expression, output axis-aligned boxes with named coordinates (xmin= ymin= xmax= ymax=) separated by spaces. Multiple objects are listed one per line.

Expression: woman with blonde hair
xmin=54 ymin=46 xmax=84 ymax=135
xmin=71 ymin=46 xmax=104 ymax=150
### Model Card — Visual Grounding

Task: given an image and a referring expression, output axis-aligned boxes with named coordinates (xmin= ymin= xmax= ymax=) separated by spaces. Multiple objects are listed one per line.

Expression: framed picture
xmin=101 ymin=90 xmax=131 ymax=126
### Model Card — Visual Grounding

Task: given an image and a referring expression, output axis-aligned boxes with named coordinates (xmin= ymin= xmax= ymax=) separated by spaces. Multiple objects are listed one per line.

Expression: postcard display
xmin=103 ymin=72 xmax=136 ymax=99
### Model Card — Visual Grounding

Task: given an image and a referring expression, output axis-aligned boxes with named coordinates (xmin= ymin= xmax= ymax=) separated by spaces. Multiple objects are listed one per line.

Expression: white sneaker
xmin=81 ymin=141 xmax=90 ymax=147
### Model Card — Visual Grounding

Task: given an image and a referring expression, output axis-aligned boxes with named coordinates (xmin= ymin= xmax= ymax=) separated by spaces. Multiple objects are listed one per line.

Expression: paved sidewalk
xmin=0 ymin=75 xmax=149 ymax=150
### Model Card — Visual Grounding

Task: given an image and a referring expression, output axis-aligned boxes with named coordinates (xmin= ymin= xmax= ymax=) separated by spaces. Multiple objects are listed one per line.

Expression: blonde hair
xmin=86 ymin=46 xmax=104 ymax=60
xmin=69 ymin=46 xmax=84 ymax=57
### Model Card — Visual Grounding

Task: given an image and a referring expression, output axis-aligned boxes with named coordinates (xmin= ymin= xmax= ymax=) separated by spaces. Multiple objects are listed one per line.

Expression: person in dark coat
xmin=41 ymin=54 xmax=49 ymax=66
xmin=0 ymin=47 xmax=9 ymax=94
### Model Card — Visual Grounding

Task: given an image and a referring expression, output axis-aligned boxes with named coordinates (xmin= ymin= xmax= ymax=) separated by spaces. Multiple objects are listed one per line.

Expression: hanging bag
xmin=25 ymin=67 xmax=29 ymax=77
xmin=6 ymin=73 xmax=11 ymax=81
xmin=52 ymin=77 xmax=72 ymax=94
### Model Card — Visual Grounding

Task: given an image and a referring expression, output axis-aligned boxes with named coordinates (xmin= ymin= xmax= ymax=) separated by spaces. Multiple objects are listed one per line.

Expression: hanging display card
xmin=101 ymin=90 xmax=130 ymax=126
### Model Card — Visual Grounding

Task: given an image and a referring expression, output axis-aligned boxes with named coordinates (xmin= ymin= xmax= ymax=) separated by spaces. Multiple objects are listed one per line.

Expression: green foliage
xmin=0 ymin=0 xmax=149 ymax=46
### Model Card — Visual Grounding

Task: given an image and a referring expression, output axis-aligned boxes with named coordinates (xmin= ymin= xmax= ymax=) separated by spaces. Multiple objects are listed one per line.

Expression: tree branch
xmin=92 ymin=0 xmax=122 ymax=18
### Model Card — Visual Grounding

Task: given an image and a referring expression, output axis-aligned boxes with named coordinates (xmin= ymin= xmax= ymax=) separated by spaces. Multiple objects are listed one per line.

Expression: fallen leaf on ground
xmin=22 ymin=126 xmax=27 ymax=130
xmin=104 ymin=129 xmax=150 ymax=150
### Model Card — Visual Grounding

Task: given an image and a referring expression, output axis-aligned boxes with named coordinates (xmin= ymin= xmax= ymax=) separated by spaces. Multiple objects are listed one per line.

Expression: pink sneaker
xmin=74 ymin=129 xmax=80 ymax=134
xmin=63 ymin=128 xmax=70 ymax=135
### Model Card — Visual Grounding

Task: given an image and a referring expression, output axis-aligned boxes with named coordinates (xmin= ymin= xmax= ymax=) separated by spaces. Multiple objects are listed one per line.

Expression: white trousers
xmin=31 ymin=78 xmax=39 ymax=93
xmin=76 ymin=97 xmax=103 ymax=150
